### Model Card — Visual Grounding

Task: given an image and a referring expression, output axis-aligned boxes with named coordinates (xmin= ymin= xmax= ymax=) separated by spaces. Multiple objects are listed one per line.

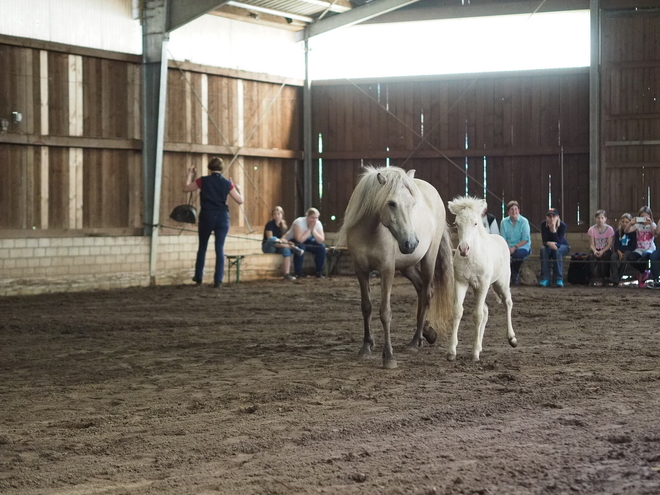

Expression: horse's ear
xmin=377 ymin=173 xmax=386 ymax=185
xmin=407 ymin=169 xmax=416 ymax=178
xmin=480 ymin=199 xmax=487 ymax=211
xmin=448 ymin=201 xmax=457 ymax=215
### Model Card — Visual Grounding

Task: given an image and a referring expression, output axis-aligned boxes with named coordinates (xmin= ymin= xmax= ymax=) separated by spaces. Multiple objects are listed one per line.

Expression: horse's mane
xmin=335 ymin=166 xmax=419 ymax=247
xmin=449 ymin=196 xmax=485 ymax=217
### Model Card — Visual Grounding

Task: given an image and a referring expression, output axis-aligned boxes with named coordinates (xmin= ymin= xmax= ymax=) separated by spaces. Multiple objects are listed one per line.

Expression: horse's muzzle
xmin=399 ymin=237 xmax=419 ymax=255
xmin=458 ymin=245 xmax=470 ymax=257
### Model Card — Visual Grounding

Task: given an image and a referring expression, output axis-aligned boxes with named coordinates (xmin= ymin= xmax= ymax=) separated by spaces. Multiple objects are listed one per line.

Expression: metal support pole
xmin=303 ymin=37 xmax=313 ymax=212
xmin=148 ymin=40 xmax=169 ymax=285
xmin=589 ymin=0 xmax=601 ymax=220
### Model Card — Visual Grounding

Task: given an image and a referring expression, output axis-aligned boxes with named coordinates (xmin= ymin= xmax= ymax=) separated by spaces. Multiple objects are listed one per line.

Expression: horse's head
xmin=448 ymin=196 xmax=487 ymax=257
xmin=376 ymin=169 xmax=419 ymax=255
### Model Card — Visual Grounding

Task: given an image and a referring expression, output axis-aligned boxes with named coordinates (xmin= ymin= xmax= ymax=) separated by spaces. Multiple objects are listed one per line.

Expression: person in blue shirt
xmin=183 ymin=157 xmax=244 ymax=287
xmin=610 ymin=213 xmax=636 ymax=286
xmin=500 ymin=200 xmax=531 ymax=285
xmin=538 ymin=208 xmax=569 ymax=288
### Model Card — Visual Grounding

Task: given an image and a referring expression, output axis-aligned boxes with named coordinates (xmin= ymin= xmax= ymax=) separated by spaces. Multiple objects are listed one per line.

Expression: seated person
xmin=610 ymin=213 xmax=636 ymax=286
xmin=499 ymin=200 xmax=531 ymax=285
xmin=538 ymin=208 xmax=569 ymax=287
xmin=262 ymin=206 xmax=303 ymax=280
xmin=285 ymin=207 xmax=326 ymax=279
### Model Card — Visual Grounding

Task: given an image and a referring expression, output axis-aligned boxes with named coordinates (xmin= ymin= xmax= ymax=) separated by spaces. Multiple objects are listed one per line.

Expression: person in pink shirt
xmin=587 ymin=210 xmax=615 ymax=285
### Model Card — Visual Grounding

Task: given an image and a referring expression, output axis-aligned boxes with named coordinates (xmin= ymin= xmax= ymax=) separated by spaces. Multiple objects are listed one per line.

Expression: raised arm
xmin=228 ymin=179 xmax=244 ymax=204
xmin=182 ymin=166 xmax=199 ymax=192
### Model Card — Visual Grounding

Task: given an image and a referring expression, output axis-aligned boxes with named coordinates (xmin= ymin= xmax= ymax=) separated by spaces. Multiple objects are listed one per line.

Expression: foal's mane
xmin=337 ymin=166 xmax=418 ymax=243
xmin=450 ymin=196 xmax=484 ymax=217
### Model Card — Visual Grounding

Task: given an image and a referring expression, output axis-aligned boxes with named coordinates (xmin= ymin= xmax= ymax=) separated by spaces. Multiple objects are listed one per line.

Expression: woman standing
xmin=183 ymin=157 xmax=244 ymax=287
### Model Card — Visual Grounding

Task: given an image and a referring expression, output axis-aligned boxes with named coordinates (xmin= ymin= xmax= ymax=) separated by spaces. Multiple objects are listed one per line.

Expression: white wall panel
xmin=0 ymin=0 xmax=304 ymax=78
xmin=167 ymin=15 xmax=305 ymax=79
xmin=0 ymin=0 xmax=142 ymax=54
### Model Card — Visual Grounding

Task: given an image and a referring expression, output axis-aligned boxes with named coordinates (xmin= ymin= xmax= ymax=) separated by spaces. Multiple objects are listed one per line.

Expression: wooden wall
xmin=0 ymin=39 xmax=143 ymax=235
xmin=313 ymin=71 xmax=590 ymax=231
xmin=0 ymin=36 xmax=304 ymax=239
xmin=601 ymin=10 xmax=660 ymax=219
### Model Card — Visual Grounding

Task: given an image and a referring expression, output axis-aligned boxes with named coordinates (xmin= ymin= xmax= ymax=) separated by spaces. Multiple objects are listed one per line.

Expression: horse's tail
xmin=427 ymin=226 xmax=455 ymax=337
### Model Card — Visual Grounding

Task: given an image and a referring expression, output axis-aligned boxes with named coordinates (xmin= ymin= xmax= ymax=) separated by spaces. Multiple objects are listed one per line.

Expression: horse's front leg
xmin=356 ymin=269 xmax=374 ymax=359
xmin=448 ymin=280 xmax=469 ymax=361
xmin=379 ymin=269 xmax=397 ymax=369
xmin=472 ymin=285 xmax=489 ymax=361
xmin=400 ymin=265 xmax=432 ymax=351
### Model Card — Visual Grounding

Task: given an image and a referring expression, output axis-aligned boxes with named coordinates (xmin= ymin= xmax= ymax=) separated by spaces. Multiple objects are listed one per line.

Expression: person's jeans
xmin=628 ymin=251 xmax=652 ymax=274
xmin=540 ymin=244 xmax=570 ymax=282
xmin=262 ymin=237 xmax=292 ymax=257
xmin=195 ymin=211 xmax=229 ymax=285
xmin=293 ymin=239 xmax=326 ymax=276
xmin=649 ymin=249 xmax=660 ymax=282
xmin=610 ymin=251 xmax=632 ymax=284
xmin=587 ymin=249 xmax=612 ymax=280
xmin=510 ymin=247 xmax=530 ymax=278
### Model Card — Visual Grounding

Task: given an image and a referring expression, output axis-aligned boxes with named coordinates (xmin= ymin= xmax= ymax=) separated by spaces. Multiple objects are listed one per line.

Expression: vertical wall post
xmin=589 ymin=0 xmax=601 ymax=219
xmin=303 ymin=37 xmax=313 ymax=212
xmin=142 ymin=0 xmax=169 ymax=285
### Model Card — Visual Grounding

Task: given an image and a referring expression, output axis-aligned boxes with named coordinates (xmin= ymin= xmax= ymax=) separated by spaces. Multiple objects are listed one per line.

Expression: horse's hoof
xmin=383 ymin=359 xmax=398 ymax=369
xmin=446 ymin=353 xmax=456 ymax=362
xmin=509 ymin=337 xmax=518 ymax=348
xmin=423 ymin=327 xmax=438 ymax=345
xmin=404 ymin=341 xmax=421 ymax=353
xmin=472 ymin=355 xmax=481 ymax=362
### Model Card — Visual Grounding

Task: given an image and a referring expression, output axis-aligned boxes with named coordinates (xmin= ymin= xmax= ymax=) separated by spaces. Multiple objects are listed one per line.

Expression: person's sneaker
xmin=213 ymin=282 xmax=222 ymax=288
xmin=192 ymin=277 xmax=202 ymax=285
xmin=292 ymin=246 xmax=305 ymax=256
xmin=296 ymin=273 xmax=308 ymax=279
xmin=284 ymin=273 xmax=296 ymax=280
xmin=538 ymin=279 xmax=550 ymax=287
xmin=555 ymin=280 xmax=564 ymax=288
xmin=637 ymin=272 xmax=649 ymax=287
xmin=646 ymin=279 xmax=660 ymax=289
xmin=316 ymin=273 xmax=326 ymax=279
xmin=511 ymin=274 xmax=520 ymax=286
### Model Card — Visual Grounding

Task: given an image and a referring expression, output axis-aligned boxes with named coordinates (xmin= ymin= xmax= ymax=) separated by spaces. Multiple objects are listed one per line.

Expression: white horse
xmin=338 ymin=166 xmax=454 ymax=369
xmin=447 ymin=196 xmax=518 ymax=361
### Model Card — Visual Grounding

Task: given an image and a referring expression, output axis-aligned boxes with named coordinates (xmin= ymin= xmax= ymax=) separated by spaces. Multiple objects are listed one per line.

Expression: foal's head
xmin=448 ymin=196 xmax=487 ymax=257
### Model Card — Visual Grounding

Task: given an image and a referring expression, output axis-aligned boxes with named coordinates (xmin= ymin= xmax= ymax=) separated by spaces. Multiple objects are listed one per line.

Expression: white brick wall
xmin=0 ymin=231 xmax=287 ymax=296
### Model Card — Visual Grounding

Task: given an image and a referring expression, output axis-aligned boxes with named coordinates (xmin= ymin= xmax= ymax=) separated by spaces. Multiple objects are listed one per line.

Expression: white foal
xmin=447 ymin=196 xmax=518 ymax=361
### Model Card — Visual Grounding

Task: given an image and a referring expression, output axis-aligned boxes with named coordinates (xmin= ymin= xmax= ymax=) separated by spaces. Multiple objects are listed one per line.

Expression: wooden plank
xmin=69 ymin=147 xmax=83 ymax=229
xmin=39 ymin=146 xmax=49 ymax=229
xmin=68 ymin=55 xmax=83 ymax=137
xmin=48 ymin=147 xmax=68 ymax=229
xmin=0 ymin=133 xmax=142 ymax=149
xmin=39 ymin=50 xmax=48 ymax=136
xmin=127 ymin=62 xmax=141 ymax=140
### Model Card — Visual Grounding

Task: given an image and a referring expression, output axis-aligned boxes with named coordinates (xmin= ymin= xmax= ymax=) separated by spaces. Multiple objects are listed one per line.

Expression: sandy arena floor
xmin=1 ymin=276 xmax=659 ymax=494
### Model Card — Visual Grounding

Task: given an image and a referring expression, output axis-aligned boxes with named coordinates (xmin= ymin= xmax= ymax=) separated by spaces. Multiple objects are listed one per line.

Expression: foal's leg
xmin=493 ymin=280 xmax=518 ymax=348
xmin=448 ymin=280 xmax=469 ymax=361
xmin=379 ymin=268 xmax=397 ymax=369
xmin=471 ymin=285 xmax=489 ymax=361
xmin=356 ymin=269 xmax=374 ymax=359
